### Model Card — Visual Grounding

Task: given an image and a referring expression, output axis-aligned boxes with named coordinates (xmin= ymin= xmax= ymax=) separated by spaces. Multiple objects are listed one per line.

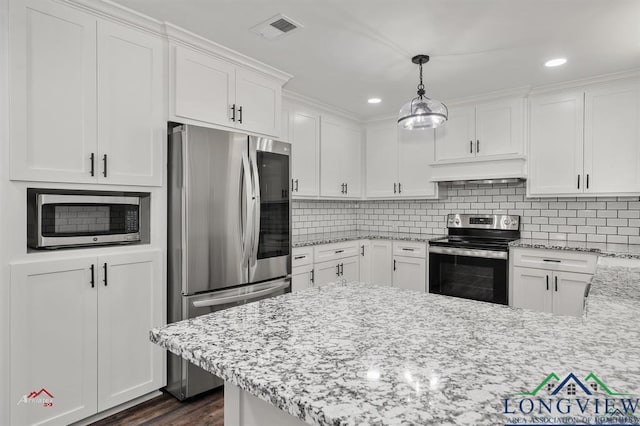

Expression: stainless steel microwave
xmin=28 ymin=192 xmax=143 ymax=249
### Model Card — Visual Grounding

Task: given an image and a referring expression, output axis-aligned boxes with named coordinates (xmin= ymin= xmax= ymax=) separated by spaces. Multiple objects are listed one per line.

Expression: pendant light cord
xmin=417 ymin=62 xmax=425 ymax=98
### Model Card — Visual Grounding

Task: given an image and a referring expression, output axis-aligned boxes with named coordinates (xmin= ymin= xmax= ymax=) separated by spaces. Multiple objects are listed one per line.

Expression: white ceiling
xmin=117 ymin=0 xmax=640 ymax=120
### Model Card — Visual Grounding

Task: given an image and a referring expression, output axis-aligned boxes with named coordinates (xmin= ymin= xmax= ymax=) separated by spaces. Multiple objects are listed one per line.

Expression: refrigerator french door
xmin=167 ymin=124 xmax=291 ymax=400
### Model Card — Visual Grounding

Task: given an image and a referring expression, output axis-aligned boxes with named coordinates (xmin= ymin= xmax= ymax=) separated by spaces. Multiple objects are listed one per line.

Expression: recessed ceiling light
xmin=368 ymin=98 xmax=382 ymax=104
xmin=545 ymin=58 xmax=567 ymax=67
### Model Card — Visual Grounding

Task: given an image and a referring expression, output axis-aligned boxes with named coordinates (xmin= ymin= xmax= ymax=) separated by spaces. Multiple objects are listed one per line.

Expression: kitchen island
xmin=150 ymin=260 xmax=640 ymax=425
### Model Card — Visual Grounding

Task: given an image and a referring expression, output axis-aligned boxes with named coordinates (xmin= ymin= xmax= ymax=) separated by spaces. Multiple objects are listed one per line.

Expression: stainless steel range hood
xmin=447 ymin=178 xmax=525 ymax=185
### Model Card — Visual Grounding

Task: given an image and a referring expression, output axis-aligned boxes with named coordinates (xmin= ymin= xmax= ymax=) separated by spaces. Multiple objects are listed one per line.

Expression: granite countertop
xmin=509 ymin=238 xmax=640 ymax=259
xmin=150 ymin=259 xmax=640 ymax=425
xmin=293 ymin=230 xmax=444 ymax=248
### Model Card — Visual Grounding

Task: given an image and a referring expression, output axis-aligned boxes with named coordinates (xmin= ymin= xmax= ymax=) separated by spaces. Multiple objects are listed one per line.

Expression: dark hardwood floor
xmin=90 ymin=388 xmax=224 ymax=426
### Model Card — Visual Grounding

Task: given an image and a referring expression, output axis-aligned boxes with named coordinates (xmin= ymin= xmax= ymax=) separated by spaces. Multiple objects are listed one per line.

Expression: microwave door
xmin=174 ymin=126 xmax=250 ymax=295
xmin=248 ymin=137 xmax=291 ymax=283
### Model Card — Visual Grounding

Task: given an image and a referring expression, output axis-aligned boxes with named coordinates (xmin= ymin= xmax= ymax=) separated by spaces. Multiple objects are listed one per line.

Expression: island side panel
xmin=224 ymin=382 xmax=307 ymax=426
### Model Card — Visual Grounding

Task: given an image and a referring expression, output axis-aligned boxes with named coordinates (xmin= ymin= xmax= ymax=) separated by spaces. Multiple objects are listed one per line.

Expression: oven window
xmin=430 ymin=254 xmax=507 ymax=304
xmin=41 ymin=203 xmax=139 ymax=236
xmin=255 ymin=151 xmax=290 ymax=259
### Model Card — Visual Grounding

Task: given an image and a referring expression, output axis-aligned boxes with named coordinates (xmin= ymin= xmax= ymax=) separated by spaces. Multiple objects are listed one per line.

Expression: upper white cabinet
xmin=320 ymin=117 xmax=362 ymax=198
xmin=288 ymin=105 xmax=320 ymax=197
xmin=97 ymin=21 xmax=164 ymax=186
xmin=529 ymin=78 xmax=640 ymax=196
xmin=365 ymin=120 xmax=438 ymax=199
xmin=9 ymin=0 xmax=164 ymax=186
xmin=435 ymin=97 xmax=524 ymax=162
xmin=172 ymin=45 xmax=283 ymax=137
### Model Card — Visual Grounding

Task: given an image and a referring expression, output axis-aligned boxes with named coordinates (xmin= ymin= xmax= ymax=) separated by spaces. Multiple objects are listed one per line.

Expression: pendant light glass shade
xmin=398 ymin=54 xmax=448 ymax=130
xmin=398 ymin=97 xmax=448 ymax=130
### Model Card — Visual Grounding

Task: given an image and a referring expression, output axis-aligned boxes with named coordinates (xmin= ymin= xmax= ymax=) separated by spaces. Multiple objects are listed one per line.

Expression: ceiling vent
xmin=250 ymin=14 xmax=302 ymax=40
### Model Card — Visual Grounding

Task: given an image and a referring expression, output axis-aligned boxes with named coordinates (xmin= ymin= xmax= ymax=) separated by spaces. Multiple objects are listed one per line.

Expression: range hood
xmin=429 ymin=156 xmax=527 ymax=184
xmin=447 ymin=178 xmax=525 ymax=185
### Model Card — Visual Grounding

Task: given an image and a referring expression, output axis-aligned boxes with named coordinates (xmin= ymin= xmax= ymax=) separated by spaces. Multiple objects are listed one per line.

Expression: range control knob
xmin=503 ymin=218 xmax=511 ymax=226
xmin=454 ymin=218 xmax=461 ymax=226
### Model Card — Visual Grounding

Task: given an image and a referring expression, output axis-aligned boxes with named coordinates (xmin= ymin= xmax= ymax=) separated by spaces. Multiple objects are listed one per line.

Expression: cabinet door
xmin=97 ymin=21 xmax=164 ymax=186
xmin=314 ymin=260 xmax=341 ymax=286
xmin=97 ymin=250 xmax=163 ymax=411
xmin=365 ymin=123 xmax=398 ymax=197
xmin=398 ymin=127 xmax=438 ymax=198
xmin=584 ymin=79 xmax=640 ymax=194
xmin=235 ymin=68 xmax=281 ymax=137
xmin=370 ymin=240 xmax=393 ymax=286
xmin=9 ymin=0 xmax=97 ymax=183
xmin=475 ymin=98 xmax=524 ymax=157
xmin=434 ymin=105 xmax=475 ymax=162
xmin=320 ymin=118 xmax=346 ymax=197
xmin=292 ymin=266 xmax=313 ymax=292
xmin=341 ymin=256 xmax=360 ymax=282
xmin=359 ymin=240 xmax=371 ymax=284
xmin=291 ymin=109 xmax=320 ymax=197
xmin=529 ymin=90 xmax=585 ymax=196
xmin=393 ymin=256 xmax=426 ymax=292
xmin=10 ymin=258 xmax=98 ymax=426
xmin=174 ymin=46 xmax=235 ymax=127
xmin=342 ymin=126 xmax=362 ymax=198
xmin=511 ymin=266 xmax=552 ymax=313
xmin=552 ymin=271 xmax=590 ymax=317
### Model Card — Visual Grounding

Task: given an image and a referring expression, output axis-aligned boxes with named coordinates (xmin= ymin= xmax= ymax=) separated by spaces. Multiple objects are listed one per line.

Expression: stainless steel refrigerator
xmin=167 ymin=124 xmax=291 ymax=400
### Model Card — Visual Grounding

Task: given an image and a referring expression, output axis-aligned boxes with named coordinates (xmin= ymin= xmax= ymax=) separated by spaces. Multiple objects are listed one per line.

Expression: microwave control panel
xmin=125 ymin=209 xmax=139 ymax=232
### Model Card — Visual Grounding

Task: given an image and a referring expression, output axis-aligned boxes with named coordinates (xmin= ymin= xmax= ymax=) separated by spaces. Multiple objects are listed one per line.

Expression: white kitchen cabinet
xmin=369 ymin=240 xmax=393 ymax=286
xmin=174 ymin=45 xmax=236 ymax=127
xmin=173 ymin=45 xmax=282 ymax=137
xmin=358 ymin=240 xmax=371 ymax=284
xmin=9 ymin=0 xmax=164 ymax=186
xmin=314 ymin=259 xmax=342 ymax=287
xmin=434 ymin=97 xmax=524 ymax=162
xmin=11 ymin=258 xmax=98 ymax=426
xmin=341 ymin=256 xmax=360 ymax=282
xmin=512 ymin=266 xmax=590 ymax=317
xmin=365 ymin=121 xmax=437 ymax=199
xmin=290 ymin=108 xmax=321 ymax=197
xmin=529 ymin=78 xmax=640 ymax=197
xmin=528 ymin=90 xmax=585 ymax=196
xmin=10 ymin=250 xmax=164 ymax=425
xmin=9 ymin=0 xmax=97 ymax=183
xmin=393 ymin=256 xmax=427 ymax=292
xmin=97 ymin=21 xmax=164 ymax=186
xmin=583 ymin=80 xmax=640 ymax=194
xmin=320 ymin=117 xmax=362 ymax=198
xmin=97 ymin=251 xmax=163 ymax=411
xmin=292 ymin=266 xmax=314 ymax=292
xmin=235 ymin=68 xmax=282 ymax=137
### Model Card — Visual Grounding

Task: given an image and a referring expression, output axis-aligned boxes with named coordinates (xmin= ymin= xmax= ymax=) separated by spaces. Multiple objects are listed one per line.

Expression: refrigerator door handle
xmin=241 ymin=153 xmax=254 ymax=265
xmin=191 ymin=281 xmax=289 ymax=307
xmin=250 ymin=150 xmax=261 ymax=264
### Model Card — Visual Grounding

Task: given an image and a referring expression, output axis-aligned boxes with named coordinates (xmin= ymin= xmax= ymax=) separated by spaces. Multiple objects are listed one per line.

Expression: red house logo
xmin=17 ymin=388 xmax=54 ymax=407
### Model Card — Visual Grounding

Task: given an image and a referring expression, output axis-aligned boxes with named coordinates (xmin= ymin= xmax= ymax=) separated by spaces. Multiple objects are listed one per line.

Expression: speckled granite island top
xmin=509 ymin=238 xmax=640 ymax=259
xmin=150 ymin=265 xmax=640 ymax=426
xmin=293 ymin=230 xmax=443 ymax=248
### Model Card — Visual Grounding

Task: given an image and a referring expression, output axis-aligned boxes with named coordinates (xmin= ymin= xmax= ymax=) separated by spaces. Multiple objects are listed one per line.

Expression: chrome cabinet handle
xmin=402 ymin=248 xmax=415 ymax=251
xmin=102 ymin=154 xmax=108 ymax=178
xmin=586 ymin=174 xmax=590 ymax=189
xmin=394 ymin=183 xmax=397 ymax=194
xmin=555 ymin=276 xmax=558 ymax=292
xmin=90 ymin=153 xmax=95 ymax=177
xmin=393 ymin=259 xmax=397 ymax=271
xmin=294 ymin=255 xmax=306 ymax=260
xmin=542 ymin=259 xmax=561 ymax=263
xmin=340 ymin=263 xmax=344 ymax=276
xmin=398 ymin=182 xmax=401 ymax=193
xmin=90 ymin=264 xmax=95 ymax=288
xmin=295 ymin=179 xmax=299 ymax=192
xmin=335 ymin=249 xmax=344 ymax=254
xmin=345 ymin=183 xmax=348 ymax=194
xmin=103 ymin=263 xmax=108 ymax=286
xmin=546 ymin=275 xmax=549 ymax=291
xmin=361 ymin=245 xmax=365 ymax=256
xmin=336 ymin=264 xmax=340 ymax=276
xmin=470 ymin=140 xmax=473 ymax=154
xmin=577 ymin=174 xmax=580 ymax=189
xmin=230 ymin=104 xmax=236 ymax=122
xmin=291 ymin=179 xmax=295 ymax=192
xmin=310 ymin=269 xmax=314 ymax=284
xmin=238 ymin=106 xmax=243 ymax=123
xmin=476 ymin=140 xmax=479 ymax=153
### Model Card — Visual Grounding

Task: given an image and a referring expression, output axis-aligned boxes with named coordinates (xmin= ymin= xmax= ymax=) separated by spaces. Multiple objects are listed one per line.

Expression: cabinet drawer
xmin=392 ymin=241 xmax=426 ymax=258
xmin=511 ymin=248 xmax=597 ymax=274
xmin=292 ymin=247 xmax=313 ymax=268
xmin=314 ymin=241 xmax=359 ymax=263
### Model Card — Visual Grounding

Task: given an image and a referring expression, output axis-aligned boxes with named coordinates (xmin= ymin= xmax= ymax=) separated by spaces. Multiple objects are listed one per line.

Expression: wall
xmin=292 ymin=200 xmax=358 ymax=235
xmin=294 ymin=182 xmax=640 ymax=244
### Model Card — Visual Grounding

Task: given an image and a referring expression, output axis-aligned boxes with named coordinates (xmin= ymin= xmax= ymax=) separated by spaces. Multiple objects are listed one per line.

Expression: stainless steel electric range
xmin=428 ymin=214 xmax=520 ymax=305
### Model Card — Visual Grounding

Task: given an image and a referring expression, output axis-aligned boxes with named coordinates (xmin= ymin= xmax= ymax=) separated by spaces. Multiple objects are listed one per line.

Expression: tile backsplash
xmin=293 ymin=182 xmax=640 ymax=244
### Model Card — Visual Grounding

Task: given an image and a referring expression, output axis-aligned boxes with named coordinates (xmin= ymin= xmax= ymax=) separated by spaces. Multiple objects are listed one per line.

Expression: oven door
xmin=428 ymin=246 xmax=508 ymax=304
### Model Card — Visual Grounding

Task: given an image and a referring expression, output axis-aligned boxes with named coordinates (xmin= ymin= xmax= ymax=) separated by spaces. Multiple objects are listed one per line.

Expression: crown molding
xmin=64 ymin=0 xmax=165 ymax=35
xmin=164 ymin=23 xmax=292 ymax=84
xmin=444 ymin=86 xmax=532 ymax=106
xmin=529 ymin=68 xmax=640 ymax=95
xmin=283 ymin=89 xmax=363 ymax=123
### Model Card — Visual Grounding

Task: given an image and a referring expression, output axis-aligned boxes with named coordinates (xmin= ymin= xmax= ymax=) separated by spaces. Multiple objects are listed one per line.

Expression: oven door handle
xmin=428 ymin=246 xmax=508 ymax=260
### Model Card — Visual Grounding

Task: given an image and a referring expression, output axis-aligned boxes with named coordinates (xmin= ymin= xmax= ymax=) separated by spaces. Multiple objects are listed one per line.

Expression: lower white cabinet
xmin=369 ymin=240 xmax=393 ymax=286
xmin=10 ymin=250 xmax=163 ymax=425
xmin=314 ymin=256 xmax=359 ymax=287
xmin=358 ymin=240 xmax=371 ymax=284
xmin=292 ymin=265 xmax=314 ymax=292
xmin=393 ymin=256 xmax=427 ymax=292
xmin=512 ymin=266 xmax=590 ymax=317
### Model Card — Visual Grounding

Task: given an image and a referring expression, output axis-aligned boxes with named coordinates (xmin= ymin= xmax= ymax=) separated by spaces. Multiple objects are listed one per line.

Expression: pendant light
xmin=398 ymin=55 xmax=448 ymax=130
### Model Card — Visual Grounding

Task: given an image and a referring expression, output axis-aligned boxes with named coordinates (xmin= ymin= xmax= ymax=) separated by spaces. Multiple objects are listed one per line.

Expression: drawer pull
xmin=294 ymin=255 xmax=306 ymax=260
xmin=542 ymin=259 xmax=561 ymax=263
xmin=402 ymin=248 xmax=415 ymax=252
xmin=335 ymin=249 xmax=344 ymax=254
